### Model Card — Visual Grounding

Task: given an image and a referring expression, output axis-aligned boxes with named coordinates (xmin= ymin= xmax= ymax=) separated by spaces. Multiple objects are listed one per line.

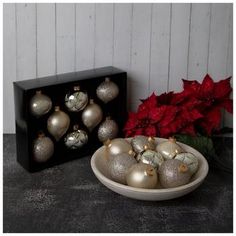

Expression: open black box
xmin=13 ymin=66 xmax=127 ymax=172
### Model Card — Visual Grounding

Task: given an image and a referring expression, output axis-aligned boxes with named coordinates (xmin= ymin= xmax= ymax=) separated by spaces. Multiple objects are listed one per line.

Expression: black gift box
xmin=13 ymin=66 xmax=127 ymax=172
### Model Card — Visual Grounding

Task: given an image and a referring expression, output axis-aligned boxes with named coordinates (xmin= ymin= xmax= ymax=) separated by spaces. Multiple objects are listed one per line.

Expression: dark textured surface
xmin=3 ymin=134 xmax=233 ymax=233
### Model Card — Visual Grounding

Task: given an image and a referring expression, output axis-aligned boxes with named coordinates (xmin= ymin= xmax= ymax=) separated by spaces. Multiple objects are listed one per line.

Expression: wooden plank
xmin=3 ymin=4 xmax=17 ymax=133
xmin=37 ymin=3 xmax=56 ymax=77
xmin=168 ymin=3 xmax=191 ymax=92
xmin=188 ymin=3 xmax=211 ymax=81
xmin=16 ymin=3 xmax=37 ymax=81
xmin=129 ymin=3 xmax=152 ymax=110
xmin=149 ymin=3 xmax=171 ymax=95
xmin=94 ymin=3 xmax=114 ymax=68
xmin=75 ymin=3 xmax=95 ymax=70
xmin=56 ymin=3 xmax=76 ymax=74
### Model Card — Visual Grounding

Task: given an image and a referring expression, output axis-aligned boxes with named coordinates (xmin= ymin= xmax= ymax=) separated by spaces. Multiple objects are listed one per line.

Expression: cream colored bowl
xmin=90 ymin=138 xmax=209 ymax=201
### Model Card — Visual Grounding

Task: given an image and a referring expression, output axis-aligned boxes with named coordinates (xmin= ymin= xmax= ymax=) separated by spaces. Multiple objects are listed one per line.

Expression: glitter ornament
xmin=131 ymin=135 xmax=156 ymax=154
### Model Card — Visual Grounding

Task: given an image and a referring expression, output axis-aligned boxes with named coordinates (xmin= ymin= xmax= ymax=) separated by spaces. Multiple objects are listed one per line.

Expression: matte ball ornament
xmin=65 ymin=85 xmax=88 ymax=112
xmin=96 ymin=77 xmax=119 ymax=103
xmin=108 ymin=151 xmax=137 ymax=184
xmin=47 ymin=106 xmax=70 ymax=141
xmin=30 ymin=90 xmax=52 ymax=117
xmin=159 ymin=159 xmax=191 ymax=188
xmin=98 ymin=117 xmax=119 ymax=142
xmin=131 ymin=135 xmax=156 ymax=154
xmin=126 ymin=163 xmax=158 ymax=189
xmin=81 ymin=99 xmax=103 ymax=131
xmin=156 ymin=137 xmax=183 ymax=160
xmin=174 ymin=152 xmax=199 ymax=175
xmin=33 ymin=132 xmax=54 ymax=163
xmin=64 ymin=124 xmax=88 ymax=149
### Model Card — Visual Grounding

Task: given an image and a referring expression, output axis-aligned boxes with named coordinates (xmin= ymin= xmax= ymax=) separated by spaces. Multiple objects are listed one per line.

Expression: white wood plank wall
xmin=3 ymin=3 xmax=233 ymax=133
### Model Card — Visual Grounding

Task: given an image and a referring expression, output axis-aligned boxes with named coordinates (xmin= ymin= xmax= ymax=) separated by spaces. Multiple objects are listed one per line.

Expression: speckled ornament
xmin=30 ymin=90 xmax=52 ymax=117
xmin=159 ymin=159 xmax=191 ymax=188
xmin=131 ymin=135 xmax=156 ymax=154
xmin=96 ymin=77 xmax=119 ymax=103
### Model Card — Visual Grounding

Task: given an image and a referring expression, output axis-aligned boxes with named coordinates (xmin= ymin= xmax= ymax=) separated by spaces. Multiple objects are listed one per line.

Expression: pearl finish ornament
xmin=47 ymin=106 xmax=70 ymax=141
xmin=96 ymin=77 xmax=119 ymax=103
xmin=98 ymin=117 xmax=119 ymax=142
xmin=30 ymin=90 xmax=52 ymax=117
xmin=33 ymin=132 xmax=54 ymax=163
xmin=156 ymin=137 xmax=183 ymax=160
xmin=131 ymin=135 xmax=156 ymax=154
xmin=126 ymin=163 xmax=158 ymax=189
xmin=82 ymin=99 xmax=103 ymax=131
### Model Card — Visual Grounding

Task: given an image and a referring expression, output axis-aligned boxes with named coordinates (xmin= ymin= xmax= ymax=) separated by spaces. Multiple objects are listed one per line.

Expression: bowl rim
xmin=91 ymin=137 xmax=209 ymax=193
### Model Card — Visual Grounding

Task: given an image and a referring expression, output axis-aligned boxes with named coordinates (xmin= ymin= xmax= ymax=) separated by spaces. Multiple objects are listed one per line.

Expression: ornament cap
xmin=90 ymin=99 xmax=94 ymax=104
xmin=146 ymin=166 xmax=155 ymax=176
xmin=106 ymin=116 xmax=111 ymax=120
xmin=37 ymin=131 xmax=45 ymax=138
xmin=128 ymin=149 xmax=135 ymax=156
xmin=36 ymin=90 xmax=42 ymax=95
xmin=104 ymin=139 xmax=111 ymax=147
xmin=73 ymin=124 xmax=79 ymax=131
xmin=54 ymin=106 xmax=60 ymax=111
xmin=144 ymin=145 xmax=149 ymax=151
xmin=148 ymin=136 xmax=155 ymax=142
xmin=105 ymin=77 xmax=110 ymax=82
xmin=73 ymin=85 xmax=80 ymax=91
xmin=178 ymin=163 xmax=188 ymax=173
xmin=169 ymin=137 xmax=176 ymax=143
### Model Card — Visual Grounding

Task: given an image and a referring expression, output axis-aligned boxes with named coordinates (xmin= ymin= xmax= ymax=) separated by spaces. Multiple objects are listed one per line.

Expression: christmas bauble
xmin=81 ymin=99 xmax=103 ymax=131
xmin=126 ymin=163 xmax=158 ymax=189
xmin=33 ymin=132 xmax=54 ymax=163
xmin=64 ymin=125 xmax=88 ymax=149
xmin=96 ymin=77 xmax=119 ymax=103
xmin=138 ymin=150 xmax=164 ymax=170
xmin=131 ymin=135 xmax=156 ymax=154
xmin=156 ymin=137 xmax=183 ymax=160
xmin=30 ymin=90 xmax=52 ymax=117
xmin=174 ymin=152 xmax=199 ymax=175
xmin=105 ymin=138 xmax=133 ymax=157
xmin=159 ymin=159 xmax=191 ymax=188
xmin=108 ymin=152 xmax=137 ymax=184
xmin=65 ymin=86 xmax=88 ymax=112
xmin=98 ymin=117 xmax=119 ymax=142
xmin=47 ymin=106 xmax=70 ymax=141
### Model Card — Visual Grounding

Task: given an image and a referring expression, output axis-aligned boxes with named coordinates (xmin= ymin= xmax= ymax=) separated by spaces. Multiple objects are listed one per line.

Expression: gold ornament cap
xmin=36 ymin=90 xmax=42 ymax=95
xmin=54 ymin=106 xmax=60 ymax=111
xmin=73 ymin=85 xmax=80 ymax=91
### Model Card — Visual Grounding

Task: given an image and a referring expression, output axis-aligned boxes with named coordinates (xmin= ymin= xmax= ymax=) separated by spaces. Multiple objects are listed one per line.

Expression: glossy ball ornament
xmin=174 ymin=152 xmax=199 ymax=175
xmin=64 ymin=125 xmax=88 ymax=149
xmin=159 ymin=159 xmax=191 ymax=188
xmin=108 ymin=151 xmax=137 ymax=184
xmin=126 ymin=163 xmax=158 ymax=189
xmin=156 ymin=137 xmax=183 ymax=160
xmin=33 ymin=132 xmax=54 ymax=163
xmin=82 ymin=99 xmax=103 ymax=131
xmin=30 ymin=90 xmax=52 ymax=117
xmin=96 ymin=77 xmax=119 ymax=103
xmin=98 ymin=117 xmax=119 ymax=142
xmin=131 ymin=135 xmax=156 ymax=154
xmin=47 ymin=106 xmax=70 ymax=141
xmin=65 ymin=85 xmax=88 ymax=112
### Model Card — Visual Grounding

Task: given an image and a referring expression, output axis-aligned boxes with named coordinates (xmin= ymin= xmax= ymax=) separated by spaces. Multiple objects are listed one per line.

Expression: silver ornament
xmin=138 ymin=150 xmax=164 ymax=170
xmin=156 ymin=137 xmax=183 ymax=160
xmin=64 ymin=125 xmax=88 ymax=149
xmin=174 ymin=152 xmax=199 ymax=175
xmin=98 ymin=117 xmax=119 ymax=142
xmin=126 ymin=163 xmax=158 ymax=189
xmin=33 ymin=132 xmax=54 ymax=163
xmin=47 ymin=106 xmax=70 ymax=141
xmin=159 ymin=159 xmax=191 ymax=188
xmin=131 ymin=135 xmax=156 ymax=154
xmin=65 ymin=86 xmax=88 ymax=112
xmin=108 ymin=152 xmax=137 ymax=185
xmin=81 ymin=99 xmax=103 ymax=131
xmin=30 ymin=90 xmax=52 ymax=117
xmin=96 ymin=77 xmax=119 ymax=103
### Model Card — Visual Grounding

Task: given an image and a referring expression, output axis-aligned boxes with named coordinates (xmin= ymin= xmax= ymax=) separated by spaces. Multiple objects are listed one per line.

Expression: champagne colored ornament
xmin=96 ymin=77 xmax=119 ymax=103
xmin=174 ymin=152 xmax=199 ymax=175
xmin=159 ymin=159 xmax=191 ymax=188
xmin=108 ymin=150 xmax=137 ymax=184
xmin=105 ymin=138 xmax=133 ymax=157
xmin=81 ymin=99 xmax=103 ymax=131
xmin=98 ymin=117 xmax=119 ymax=142
xmin=64 ymin=124 xmax=88 ymax=149
xmin=131 ymin=135 xmax=156 ymax=154
xmin=30 ymin=90 xmax=52 ymax=117
xmin=33 ymin=132 xmax=54 ymax=163
xmin=47 ymin=106 xmax=70 ymax=141
xmin=65 ymin=85 xmax=88 ymax=112
xmin=126 ymin=163 xmax=158 ymax=189
xmin=156 ymin=137 xmax=183 ymax=160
